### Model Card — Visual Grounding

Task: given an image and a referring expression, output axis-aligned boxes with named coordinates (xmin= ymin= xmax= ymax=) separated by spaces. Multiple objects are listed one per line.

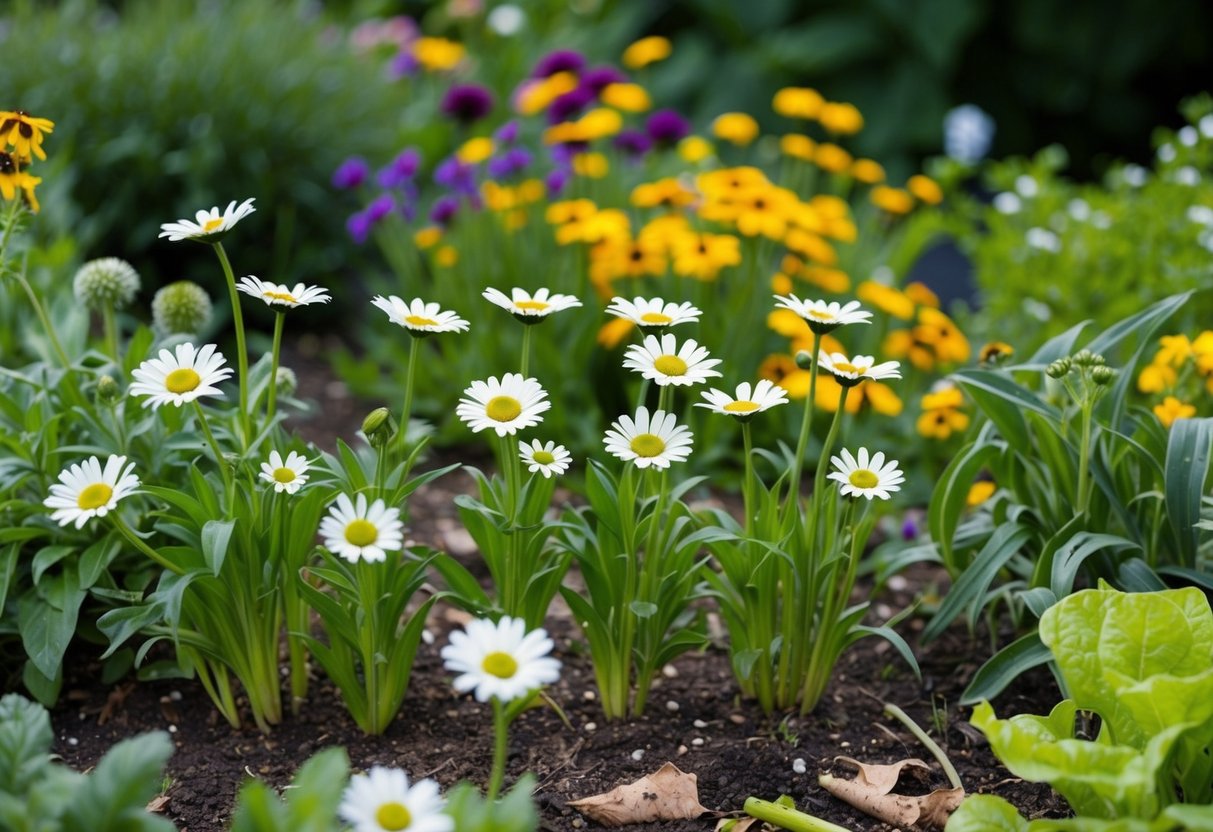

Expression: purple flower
xmin=367 ymin=193 xmax=397 ymax=222
xmin=581 ymin=66 xmax=627 ymax=94
xmin=549 ymin=141 xmax=587 ymax=165
xmin=646 ymin=108 xmax=691 ymax=145
xmin=548 ymin=87 xmax=595 ymax=124
xmin=377 ymin=148 xmax=422 ymax=189
xmin=430 ymin=195 xmax=460 ymax=227
xmin=441 ymin=84 xmax=495 ymax=124
xmin=487 ymin=146 xmax=533 ymax=179
xmin=434 ymin=157 xmax=477 ymax=194
xmin=901 ymin=517 xmax=918 ymax=541
xmin=388 ymin=50 xmax=420 ymax=79
xmin=546 ymin=167 xmax=570 ymax=197
xmin=533 ymin=49 xmax=585 ymax=78
xmin=332 ymin=157 xmax=370 ymax=190
xmin=347 ymin=210 xmax=373 ymax=244
xmin=495 ymin=120 xmax=520 ymax=144
xmin=614 ymin=129 xmax=651 ymax=158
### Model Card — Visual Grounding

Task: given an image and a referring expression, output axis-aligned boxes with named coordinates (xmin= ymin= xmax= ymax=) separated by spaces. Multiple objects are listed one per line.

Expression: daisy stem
xmin=192 ymin=400 xmax=232 ymax=494
xmin=212 ymin=242 xmax=251 ymax=447
xmin=101 ymin=303 xmax=120 ymax=363
xmin=395 ymin=336 xmax=420 ymax=458
xmin=111 ymin=514 xmax=184 ymax=576
xmin=266 ymin=310 xmax=284 ymax=425
xmin=519 ymin=324 xmax=532 ymax=377
xmin=786 ymin=340 xmax=822 ymax=519
xmin=15 ymin=271 xmax=75 ymax=379
xmin=488 ymin=697 xmax=509 ymax=801
xmin=741 ymin=422 xmax=755 ymax=536
xmin=1076 ymin=399 xmax=1094 ymax=516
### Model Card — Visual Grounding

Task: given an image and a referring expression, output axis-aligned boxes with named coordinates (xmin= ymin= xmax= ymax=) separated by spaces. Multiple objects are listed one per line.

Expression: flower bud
xmin=1071 ymin=349 xmax=1096 ymax=367
xmin=794 ymin=350 xmax=813 ymax=370
xmin=73 ymin=257 xmax=141 ymax=310
xmin=152 ymin=280 xmax=212 ymax=335
xmin=362 ymin=407 xmax=397 ymax=448
xmin=1091 ymin=365 xmax=1116 ymax=385
xmin=95 ymin=374 xmax=121 ymax=404
xmin=1046 ymin=359 xmax=1071 ymax=379
xmin=275 ymin=366 xmax=298 ymax=397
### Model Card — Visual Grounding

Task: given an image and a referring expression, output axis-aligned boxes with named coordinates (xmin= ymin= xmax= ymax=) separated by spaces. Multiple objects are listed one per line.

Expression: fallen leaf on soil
xmin=146 ymin=795 xmax=170 ymax=814
xmin=713 ymin=817 xmax=759 ymax=832
xmin=818 ymin=757 xmax=963 ymax=830
xmin=569 ymin=762 xmax=708 ymax=826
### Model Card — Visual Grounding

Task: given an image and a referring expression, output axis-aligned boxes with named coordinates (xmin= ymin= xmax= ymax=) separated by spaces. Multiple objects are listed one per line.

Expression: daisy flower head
xmin=773 ymin=294 xmax=871 ymax=334
xmin=258 ymin=450 xmax=311 ymax=494
xmin=483 ymin=287 xmax=582 ymax=324
xmin=697 ymin=379 xmax=789 ymax=420
xmin=828 ymin=447 xmax=904 ymax=500
xmin=441 ymin=616 xmax=561 ymax=703
xmin=817 ymin=352 xmax=901 ymax=387
xmin=519 ymin=439 xmax=571 ymax=478
xmin=236 ymin=276 xmax=331 ymax=309
xmin=158 ymin=198 xmax=256 ymax=243
xmin=622 ymin=333 xmax=722 ymax=387
xmin=319 ymin=493 xmax=404 ymax=563
xmin=339 ymin=766 xmax=452 ymax=832
xmin=371 ymin=295 xmax=469 ymax=336
xmin=44 ymin=455 xmax=139 ymax=529
xmin=456 ymin=373 xmax=550 ymax=436
xmin=128 ymin=343 xmax=233 ymax=409
xmin=603 ymin=406 xmax=693 ymax=469
xmin=605 ymin=296 xmax=701 ymax=329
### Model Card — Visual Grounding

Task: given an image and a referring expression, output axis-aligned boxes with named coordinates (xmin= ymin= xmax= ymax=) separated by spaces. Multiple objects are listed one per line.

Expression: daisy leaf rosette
xmin=236 ymin=275 xmax=331 ymax=308
xmin=371 ymin=295 xmax=470 ymax=335
xmin=319 ymin=493 xmax=404 ymax=563
xmin=339 ymin=767 xmax=452 ymax=832
xmin=441 ymin=616 xmax=561 ymax=703
xmin=519 ymin=439 xmax=572 ymax=478
xmin=483 ymin=286 xmax=582 ymax=322
xmin=605 ymin=296 xmax=702 ymax=328
xmin=622 ymin=333 xmax=722 ymax=387
xmin=456 ymin=373 xmax=550 ymax=436
xmin=774 ymin=294 xmax=872 ymax=333
xmin=827 ymin=447 xmax=905 ymax=500
xmin=817 ymin=352 xmax=902 ymax=387
xmin=128 ymin=342 xmax=234 ymax=409
xmin=258 ymin=450 xmax=311 ymax=494
xmin=43 ymin=455 xmax=139 ymax=529
xmin=158 ymin=197 xmax=256 ymax=243
xmin=603 ymin=406 xmax=694 ymax=469
xmin=697 ymin=379 xmax=789 ymax=419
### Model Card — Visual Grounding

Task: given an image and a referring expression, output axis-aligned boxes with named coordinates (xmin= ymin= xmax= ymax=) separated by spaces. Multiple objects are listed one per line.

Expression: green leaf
xmin=946 ymin=794 xmax=1028 ymax=832
xmin=960 ymin=632 xmax=1051 ymax=705
xmin=1164 ymin=417 xmax=1213 ymax=568
xmin=923 ymin=522 xmax=1032 ymax=643
xmin=1048 ymin=533 xmax=1140 ymax=598
xmin=927 ymin=438 xmax=1000 ymax=572
xmin=0 ymin=693 xmax=53 ymax=793
xmin=19 ymin=569 xmax=85 ymax=679
xmin=282 ymin=747 xmax=349 ymax=831
xmin=60 ymin=731 xmax=176 ymax=832
xmin=201 ymin=518 xmax=236 ymax=576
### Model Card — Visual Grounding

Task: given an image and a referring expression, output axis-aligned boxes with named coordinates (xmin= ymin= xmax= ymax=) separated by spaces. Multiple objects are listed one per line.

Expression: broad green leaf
xmin=18 ymin=569 xmax=85 ymax=679
xmin=0 ymin=693 xmax=53 ymax=793
xmin=201 ymin=518 xmax=236 ymax=576
xmin=945 ymin=794 xmax=1028 ymax=832
xmin=283 ymin=747 xmax=348 ymax=831
xmin=60 ymin=731 xmax=176 ymax=832
xmin=1163 ymin=418 xmax=1213 ymax=568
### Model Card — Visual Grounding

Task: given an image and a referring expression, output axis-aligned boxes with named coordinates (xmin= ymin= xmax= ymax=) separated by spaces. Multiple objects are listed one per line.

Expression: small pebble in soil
xmin=583 ymin=690 xmax=595 ymax=701
xmin=662 ymin=664 xmax=678 ymax=678
xmin=169 ymin=690 xmax=183 ymax=701
xmin=571 ymin=820 xmax=583 ymax=829
xmin=691 ymin=737 xmax=704 ymax=747
xmin=169 ymin=725 xmax=178 ymax=733
xmin=839 ymin=741 xmax=851 ymax=748
xmin=421 ymin=629 xmax=435 ymax=645
xmin=584 ymin=722 xmax=597 ymax=732
xmin=792 ymin=758 xmax=807 ymax=774
xmin=677 ymin=744 xmax=688 ymax=756
xmin=665 ymin=700 xmax=679 ymax=712
xmin=631 ymin=749 xmax=645 ymax=761
xmin=67 ymin=737 xmax=78 ymax=746
xmin=693 ymin=719 xmax=708 ymax=728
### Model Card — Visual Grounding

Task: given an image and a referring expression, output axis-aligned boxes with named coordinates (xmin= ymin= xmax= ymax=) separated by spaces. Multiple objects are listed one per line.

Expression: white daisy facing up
xmin=697 ymin=379 xmax=789 ymax=419
xmin=828 ymin=447 xmax=905 ymax=501
xmin=236 ymin=276 xmax=331 ymax=308
xmin=441 ymin=616 xmax=561 ymax=703
xmin=622 ymin=333 xmax=722 ymax=387
xmin=44 ymin=455 xmax=139 ymax=529
xmin=371 ymin=295 xmax=470 ymax=335
xmin=605 ymin=296 xmax=702 ymax=328
xmin=519 ymin=439 xmax=571 ymax=478
xmin=339 ymin=766 xmax=452 ymax=832
xmin=817 ymin=352 xmax=902 ymax=387
xmin=319 ymin=493 xmax=404 ymax=563
xmin=773 ymin=294 xmax=872 ymax=333
xmin=483 ymin=287 xmax=582 ymax=322
xmin=456 ymin=374 xmax=550 ymax=436
xmin=258 ymin=450 xmax=311 ymax=494
xmin=603 ymin=406 xmax=693 ymax=470
xmin=128 ymin=343 xmax=234 ymax=409
xmin=158 ymin=198 xmax=256 ymax=243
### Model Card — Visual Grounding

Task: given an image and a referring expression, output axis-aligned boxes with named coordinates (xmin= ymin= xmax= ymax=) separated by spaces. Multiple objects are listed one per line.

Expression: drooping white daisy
xmin=258 ymin=450 xmax=311 ymax=494
xmin=483 ymin=287 xmax=582 ymax=322
xmin=519 ymin=440 xmax=571 ymax=478
xmin=339 ymin=766 xmax=452 ymax=832
xmin=158 ymin=198 xmax=256 ymax=243
xmin=605 ymin=296 xmax=702 ymax=328
xmin=43 ymin=455 xmax=140 ymax=529
xmin=371 ymin=295 xmax=470 ymax=335
xmin=128 ymin=343 xmax=234 ymax=409
xmin=319 ymin=493 xmax=404 ymax=563
xmin=456 ymin=374 xmax=550 ymax=436
xmin=697 ymin=379 xmax=789 ymax=419
xmin=441 ymin=616 xmax=561 ymax=703
xmin=773 ymin=294 xmax=871 ymax=333
xmin=827 ymin=447 xmax=905 ymax=501
xmin=817 ymin=352 xmax=902 ymax=387
xmin=603 ymin=406 xmax=693 ymax=470
xmin=622 ymin=333 xmax=722 ymax=387
xmin=236 ymin=276 xmax=331 ymax=308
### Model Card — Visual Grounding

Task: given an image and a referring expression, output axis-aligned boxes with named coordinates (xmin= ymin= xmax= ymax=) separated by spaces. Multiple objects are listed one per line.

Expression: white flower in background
xmin=371 ymin=295 xmax=470 ymax=334
xmin=319 ymin=493 xmax=404 ymax=563
xmin=159 ymin=198 xmax=256 ymax=243
xmin=993 ymin=192 xmax=1021 ymax=215
xmin=339 ymin=767 xmax=452 ymax=832
xmin=817 ymin=353 xmax=902 ymax=387
xmin=519 ymin=440 xmax=571 ymax=478
xmin=1014 ymin=175 xmax=1038 ymax=198
xmin=828 ymin=447 xmax=904 ymax=501
xmin=487 ymin=3 xmax=526 ymax=36
xmin=1200 ymin=114 xmax=1213 ymax=139
xmin=73 ymin=257 xmax=141 ymax=310
xmin=1199 ymin=229 xmax=1213 ymax=254
xmin=258 ymin=450 xmax=311 ymax=494
xmin=622 ymin=333 xmax=722 ymax=387
xmin=1026 ymin=227 xmax=1062 ymax=253
xmin=1187 ymin=205 xmax=1213 ymax=226
xmin=1066 ymin=199 xmax=1091 ymax=222
xmin=1157 ymin=144 xmax=1177 ymax=163
xmin=236 ymin=276 xmax=331 ymax=308
xmin=943 ymin=104 xmax=995 ymax=164
xmin=773 ymin=295 xmax=871 ymax=333
xmin=1174 ymin=166 xmax=1201 ymax=187
xmin=605 ymin=296 xmax=702 ymax=328
xmin=1179 ymin=125 xmax=1199 ymax=147
xmin=1090 ymin=211 xmax=1112 ymax=230
xmin=44 ymin=455 xmax=139 ymax=529
xmin=1122 ymin=164 xmax=1148 ymax=187
xmin=456 ymin=373 xmax=550 ymax=436
xmin=697 ymin=380 xmax=789 ymax=419
xmin=482 ymin=287 xmax=582 ymax=320
xmin=129 ymin=343 xmax=233 ymax=409
xmin=603 ymin=406 xmax=693 ymax=470
xmin=441 ymin=616 xmax=561 ymax=703
xmin=1023 ymin=298 xmax=1053 ymax=322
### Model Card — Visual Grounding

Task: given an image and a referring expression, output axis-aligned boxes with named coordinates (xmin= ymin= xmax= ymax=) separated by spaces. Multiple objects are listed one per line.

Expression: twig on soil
xmin=882 ymin=703 xmax=963 ymax=790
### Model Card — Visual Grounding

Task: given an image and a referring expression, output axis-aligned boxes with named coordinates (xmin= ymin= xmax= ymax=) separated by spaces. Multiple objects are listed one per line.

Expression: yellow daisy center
xmin=272 ymin=467 xmax=296 ymax=483
xmin=486 ymin=396 xmax=522 ymax=422
xmin=264 ymin=291 xmax=297 ymax=303
xmin=806 ymin=309 xmax=835 ymax=321
xmin=482 ymin=651 xmax=519 ymax=679
xmin=724 ymin=400 xmax=760 ymax=413
xmin=532 ymin=450 xmax=556 ymax=465
xmin=375 ymin=802 xmax=412 ymax=831
xmin=405 ymin=315 xmax=438 ymax=327
xmin=832 ymin=362 xmax=862 ymax=375
xmin=849 ymin=469 xmax=879 ymax=489
xmin=653 ymin=354 xmax=688 ymax=376
xmin=630 ymin=433 xmax=666 ymax=458
xmin=515 ymin=300 xmax=550 ymax=311
xmin=344 ymin=519 xmax=379 ymax=548
xmin=202 ymin=217 xmax=224 ymax=232
xmin=76 ymin=482 xmax=113 ymax=510
xmin=640 ymin=312 xmax=672 ymax=325
xmin=165 ymin=368 xmax=201 ymax=394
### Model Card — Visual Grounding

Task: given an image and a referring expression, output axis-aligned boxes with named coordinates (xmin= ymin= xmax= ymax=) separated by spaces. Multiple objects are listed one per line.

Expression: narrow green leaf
xmin=200 ymin=519 xmax=236 ymax=576
xmin=1164 ymin=417 xmax=1213 ymax=568
xmin=960 ymin=632 xmax=1051 ymax=705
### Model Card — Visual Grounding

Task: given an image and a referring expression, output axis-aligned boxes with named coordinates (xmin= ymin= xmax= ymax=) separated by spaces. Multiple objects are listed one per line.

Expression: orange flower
xmin=772 ymin=87 xmax=824 ymax=120
xmin=1155 ymin=396 xmax=1196 ymax=428
xmin=908 ymin=175 xmax=943 ymax=205
xmin=871 ymin=186 xmax=914 ymax=215
xmin=712 ymin=113 xmax=760 ymax=146
xmin=818 ymin=102 xmax=863 ymax=134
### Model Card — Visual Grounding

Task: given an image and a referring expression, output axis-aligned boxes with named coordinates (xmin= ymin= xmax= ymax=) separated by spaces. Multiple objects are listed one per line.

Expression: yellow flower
xmin=871 ymin=186 xmax=914 ymax=215
xmin=1137 ymin=363 xmax=1177 ymax=394
xmin=785 ymin=229 xmax=838 ymax=266
xmin=883 ymin=329 xmax=936 ymax=371
xmin=1155 ymin=396 xmax=1196 ymax=428
xmin=504 ymin=210 xmax=527 ymax=231
xmin=622 ymin=36 xmax=672 ymax=69
xmin=712 ymin=113 xmax=760 ymax=146
xmin=772 ymin=272 xmax=793 ymax=294
xmin=801 ymin=266 xmax=851 ymax=294
xmin=767 ymin=308 xmax=813 ymax=340
xmin=967 ymin=481 xmax=996 ymax=507
xmin=578 ymin=108 xmax=624 ymax=140
xmin=818 ymin=102 xmax=863 ymax=134
xmin=413 ymin=37 xmax=465 ymax=71
xmin=678 ymin=136 xmax=714 ymax=163
xmin=482 ymin=182 xmax=516 ymax=211
xmin=671 ymin=232 xmax=741 ymax=281
xmin=546 ymin=198 xmax=597 ymax=225
xmin=414 ymin=226 xmax=442 ymax=249
xmin=814 ymin=143 xmax=853 ymax=173
xmin=904 ymin=282 xmax=939 ymax=308
xmin=699 ymin=166 xmax=770 ymax=198
xmin=863 ymin=381 xmax=903 ymax=416
xmin=543 ymin=121 xmax=587 ymax=145
xmin=922 ymin=386 xmax=965 ymax=411
xmin=556 ymin=207 xmax=630 ymax=245
xmin=772 ymin=87 xmax=823 ymax=120
xmin=457 ymin=137 xmax=495 ymax=165
xmin=0 ymin=154 xmax=41 ymax=213
xmin=435 ymin=245 xmax=459 ymax=267
xmin=601 ymin=83 xmax=651 ymax=112
xmin=821 ymin=215 xmax=858 ymax=243
xmin=1192 ymin=331 xmax=1213 ymax=376
xmin=590 ymin=234 xmax=666 ymax=283
xmin=631 ymin=178 xmax=696 ymax=210
xmin=733 ymin=186 xmax=796 ymax=239
xmin=979 ymin=341 xmax=1015 ymax=364
xmin=638 ymin=214 xmax=692 ymax=252
xmin=781 ymin=134 xmax=816 ymax=161
xmin=573 ymin=152 xmax=609 ymax=179
xmin=908 ymin=174 xmax=943 ymax=205
xmin=914 ymin=308 xmax=970 ymax=364
xmin=850 ymin=159 xmax=886 ymax=184
xmin=1156 ymin=334 xmax=1193 ymax=367
xmin=598 ymin=316 xmax=636 ymax=349
xmin=0 ymin=111 xmax=55 ymax=161
xmin=917 ymin=407 xmax=969 ymax=439
xmin=518 ymin=72 xmax=579 ymax=115
xmin=517 ymin=179 xmax=545 ymax=204
xmin=858 ymin=281 xmax=914 ymax=320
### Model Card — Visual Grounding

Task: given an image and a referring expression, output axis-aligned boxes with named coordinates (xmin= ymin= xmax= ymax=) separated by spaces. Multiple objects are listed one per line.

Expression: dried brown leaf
xmin=819 ymin=757 xmax=963 ymax=830
xmin=145 ymin=795 xmax=170 ymax=814
xmin=569 ymin=762 xmax=708 ymax=826
xmin=713 ymin=817 xmax=759 ymax=832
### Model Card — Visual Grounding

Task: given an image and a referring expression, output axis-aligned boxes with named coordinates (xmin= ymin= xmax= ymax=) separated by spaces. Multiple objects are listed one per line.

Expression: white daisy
xmin=440 ymin=616 xmax=561 ymax=703
xmin=258 ymin=450 xmax=311 ymax=494
xmin=158 ymin=198 xmax=256 ymax=243
xmin=827 ymin=447 xmax=905 ymax=501
xmin=339 ymin=766 xmax=452 ymax=832
xmin=236 ymin=275 xmax=331 ymax=308
xmin=817 ymin=352 xmax=902 ymax=387
xmin=43 ymin=455 xmax=139 ymax=529
xmin=696 ymin=379 xmax=789 ymax=419
xmin=603 ymin=406 xmax=693 ymax=470
xmin=371 ymin=295 xmax=469 ymax=335
xmin=622 ymin=333 xmax=722 ymax=387
xmin=605 ymin=296 xmax=702 ymax=328
xmin=456 ymin=374 xmax=550 ymax=436
xmin=773 ymin=294 xmax=871 ymax=333
xmin=519 ymin=440 xmax=571 ymax=478
xmin=483 ymin=287 xmax=582 ymax=321
xmin=128 ymin=343 xmax=234 ymax=409
xmin=319 ymin=493 xmax=404 ymax=563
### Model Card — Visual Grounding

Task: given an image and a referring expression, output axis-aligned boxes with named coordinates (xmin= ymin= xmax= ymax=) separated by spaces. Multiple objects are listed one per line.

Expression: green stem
xmin=786 ymin=340 xmax=821 ymax=516
xmin=883 ymin=702 xmax=963 ymax=790
xmin=1076 ymin=400 xmax=1093 ymax=516
xmin=101 ymin=304 xmax=120 ymax=363
xmin=211 ymin=242 xmax=251 ymax=447
xmin=15 ymin=272 xmax=74 ymax=374
xmin=266 ymin=310 xmax=284 ymax=425
xmin=744 ymin=797 xmax=852 ymax=832
xmin=192 ymin=400 xmax=232 ymax=495
xmin=488 ymin=697 xmax=509 ymax=800
xmin=395 ymin=336 xmax=420 ymax=459
xmin=520 ymin=324 xmax=533 ymax=377
xmin=358 ymin=560 xmax=382 ymax=734
xmin=110 ymin=515 xmax=184 ymax=576
xmin=741 ymin=421 xmax=755 ymax=536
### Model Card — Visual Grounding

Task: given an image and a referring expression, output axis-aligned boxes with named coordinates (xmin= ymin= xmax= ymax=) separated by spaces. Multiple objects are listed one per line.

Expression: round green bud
xmin=95 ymin=374 xmax=121 ymax=404
xmin=152 ymin=280 xmax=212 ymax=335
xmin=1046 ymin=359 xmax=1071 ymax=379
xmin=794 ymin=350 xmax=813 ymax=370
xmin=73 ymin=257 xmax=141 ymax=310
xmin=1091 ymin=365 xmax=1116 ymax=385
xmin=275 ymin=366 xmax=297 ymax=397
xmin=1071 ymin=349 xmax=1094 ymax=367
xmin=362 ymin=407 xmax=397 ymax=448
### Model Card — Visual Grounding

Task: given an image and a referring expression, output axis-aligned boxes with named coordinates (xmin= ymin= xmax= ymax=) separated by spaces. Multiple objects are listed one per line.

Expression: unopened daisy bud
xmin=362 ymin=406 xmax=397 ymax=448
xmin=152 ymin=280 xmax=212 ymax=335
xmin=1046 ymin=359 xmax=1071 ymax=379
xmin=275 ymin=366 xmax=297 ymax=397
xmin=795 ymin=350 xmax=814 ymax=370
xmin=1090 ymin=365 xmax=1116 ymax=385
xmin=73 ymin=257 xmax=141 ymax=310
xmin=95 ymin=374 xmax=121 ymax=404
xmin=1071 ymin=349 xmax=1095 ymax=367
